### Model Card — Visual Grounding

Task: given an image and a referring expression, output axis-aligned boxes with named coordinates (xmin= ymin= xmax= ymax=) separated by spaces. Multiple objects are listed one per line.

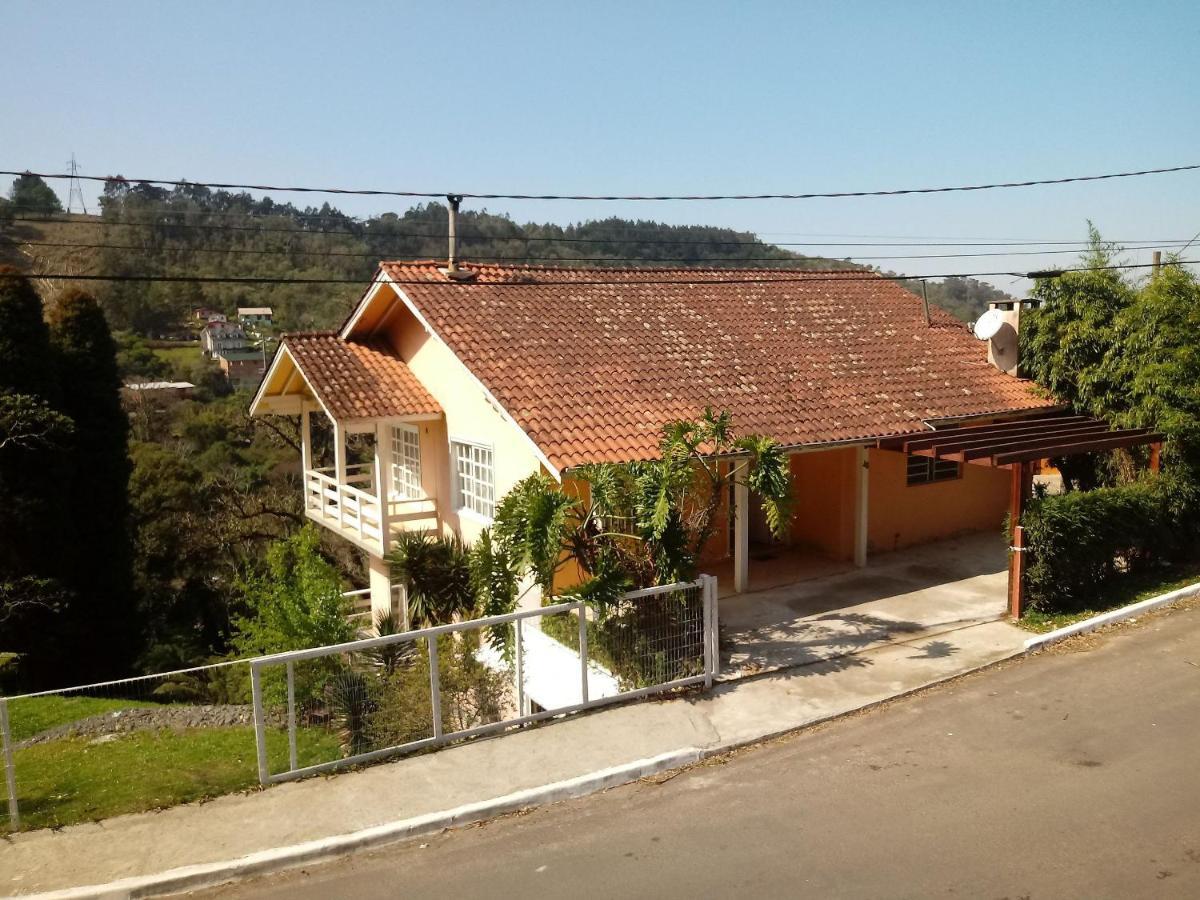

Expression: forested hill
xmin=1 ymin=177 xmax=1011 ymax=333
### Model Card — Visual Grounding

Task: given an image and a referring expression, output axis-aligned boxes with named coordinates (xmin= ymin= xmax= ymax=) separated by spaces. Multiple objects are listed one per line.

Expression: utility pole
xmin=1152 ymin=250 xmax=1162 ymax=278
xmin=65 ymin=154 xmax=88 ymax=214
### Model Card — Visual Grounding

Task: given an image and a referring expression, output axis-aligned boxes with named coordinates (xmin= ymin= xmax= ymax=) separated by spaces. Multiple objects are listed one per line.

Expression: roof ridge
xmin=281 ymin=330 xmax=339 ymax=339
xmin=378 ymin=260 xmax=874 ymax=277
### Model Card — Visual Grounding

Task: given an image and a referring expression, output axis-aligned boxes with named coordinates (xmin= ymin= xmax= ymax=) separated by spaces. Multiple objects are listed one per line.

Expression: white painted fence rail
xmin=0 ymin=576 xmax=716 ymax=831
xmin=251 ymin=575 xmax=718 ymax=785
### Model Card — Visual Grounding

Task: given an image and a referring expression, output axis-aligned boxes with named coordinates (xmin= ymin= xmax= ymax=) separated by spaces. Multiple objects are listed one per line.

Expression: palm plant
xmin=387 ymin=532 xmax=474 ymax=628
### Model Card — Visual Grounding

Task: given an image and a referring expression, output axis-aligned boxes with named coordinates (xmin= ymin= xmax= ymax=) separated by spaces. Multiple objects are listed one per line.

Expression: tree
xmin=8 ymin=174 xmax=63 ymax=214
xmin=0 ymin=269 xmax=72 ymax=684
xmin=1021 ymin=230 xmax=1200 ymax=491
xmin=232 ymin=526 xmax=354 ymax=657
xmin=48 ymin=288 xmax=139 ymax=676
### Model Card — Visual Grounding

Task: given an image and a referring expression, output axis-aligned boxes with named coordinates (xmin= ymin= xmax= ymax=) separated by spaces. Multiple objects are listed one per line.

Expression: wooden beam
xmin=898 ymin=416 xmax=1091 ymax=454
xmin=993 ymin=431 xmax=1163 ymax=466
xmin=1007 ymin=462 xmax=1032 ymax=618
xmin=937 ymin=423 xmax=1117 ymax=461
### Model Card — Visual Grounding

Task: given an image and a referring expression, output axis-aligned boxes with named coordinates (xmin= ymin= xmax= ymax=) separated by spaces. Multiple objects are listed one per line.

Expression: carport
xmin=877 ymin=413 xmax=1164 ymax=616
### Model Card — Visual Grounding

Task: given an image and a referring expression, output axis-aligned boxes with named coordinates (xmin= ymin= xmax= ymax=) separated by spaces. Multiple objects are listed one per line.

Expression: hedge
xmin=1021 ymin=477 xmax=1197 ymax=613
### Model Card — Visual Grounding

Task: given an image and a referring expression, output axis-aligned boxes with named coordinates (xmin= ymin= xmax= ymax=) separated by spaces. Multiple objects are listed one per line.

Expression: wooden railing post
xmin=1009 ymin=525 xmax=1027 ymax=618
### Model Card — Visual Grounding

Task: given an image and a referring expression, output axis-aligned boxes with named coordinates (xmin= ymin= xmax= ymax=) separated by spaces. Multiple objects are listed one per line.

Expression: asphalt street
xmin=197 ymin=603 xmax=1200 ymax=899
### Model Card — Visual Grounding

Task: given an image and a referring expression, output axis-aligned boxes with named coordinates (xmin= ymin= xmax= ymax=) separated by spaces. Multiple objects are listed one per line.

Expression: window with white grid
xmin=452 ymin=439 xmax=495 ymax=519
xmin=390 ymin=424 xmax=422 ymax=499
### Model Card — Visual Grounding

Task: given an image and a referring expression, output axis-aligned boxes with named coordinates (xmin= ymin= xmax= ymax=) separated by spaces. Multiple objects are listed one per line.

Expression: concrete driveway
xmin=718 ymin=531 xmax=1008 ymax=676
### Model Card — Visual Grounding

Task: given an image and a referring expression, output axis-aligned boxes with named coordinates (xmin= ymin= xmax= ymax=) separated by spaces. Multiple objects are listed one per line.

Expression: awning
xmin=877 ymin=414 xmax=1164 ymax=467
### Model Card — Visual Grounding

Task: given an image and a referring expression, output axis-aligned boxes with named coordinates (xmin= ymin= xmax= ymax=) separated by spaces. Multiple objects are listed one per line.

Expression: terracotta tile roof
xmin=371 ymin=262 xmax=1055 ymax=470
xmin=282 ymin=331 xmax=441 ymax=422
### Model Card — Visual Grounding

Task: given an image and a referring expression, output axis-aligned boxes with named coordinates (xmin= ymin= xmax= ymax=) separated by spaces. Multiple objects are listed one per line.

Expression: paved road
xmin=203 ymin=605 xmax=1200 ymax=899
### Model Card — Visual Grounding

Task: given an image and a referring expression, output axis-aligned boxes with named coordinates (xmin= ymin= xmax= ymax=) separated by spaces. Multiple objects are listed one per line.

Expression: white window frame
xmin=451 ymin=438 xmax=496 ymax=522
xmin=389 ymin=423 xmax=423 ymax=500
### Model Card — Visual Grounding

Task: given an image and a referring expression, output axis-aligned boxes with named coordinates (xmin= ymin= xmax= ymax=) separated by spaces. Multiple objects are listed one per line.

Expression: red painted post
xmin=1149 ymin=442 xmax=1162 ymax=474
xmin=1007 ymin=462 xmax=1031 ymax=618
xmin=1008 ymin=525 xmax=1027 ymax=618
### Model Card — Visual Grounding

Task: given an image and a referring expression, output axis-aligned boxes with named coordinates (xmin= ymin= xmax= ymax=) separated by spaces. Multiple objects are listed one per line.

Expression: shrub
xmin=1021 ymin=477 xmax=1197 ymax=613
xmin=367 ymin=635 xmax=508 ymax=747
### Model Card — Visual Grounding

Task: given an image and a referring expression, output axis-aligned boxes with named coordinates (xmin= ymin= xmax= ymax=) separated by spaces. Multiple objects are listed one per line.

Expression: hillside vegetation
xmin=1 ymin=177 xmax=1008 ymax=333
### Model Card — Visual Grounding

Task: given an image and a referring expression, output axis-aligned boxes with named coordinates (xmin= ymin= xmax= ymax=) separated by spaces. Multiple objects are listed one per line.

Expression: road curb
xmin=1023 ymin=579 xmax=1200 ymax=653
xmin=19 ymin=748 xmax=702 ymax=900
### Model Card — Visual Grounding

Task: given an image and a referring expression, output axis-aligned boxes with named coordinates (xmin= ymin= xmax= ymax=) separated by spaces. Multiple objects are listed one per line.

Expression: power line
xmin=4 ymin=162 xmax=1199 ymax=202
xmin=4 ymin=258 xmax=1192 ymax=287
xmin=9 ymin=215 xmax=1195 ymax=250
xmin=8 ymin=237 xmax=1194 ymax=265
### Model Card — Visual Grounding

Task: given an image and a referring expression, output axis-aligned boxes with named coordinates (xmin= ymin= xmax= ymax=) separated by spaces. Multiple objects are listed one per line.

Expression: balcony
xmin=304 ymin=464 xmax=439 ymax=557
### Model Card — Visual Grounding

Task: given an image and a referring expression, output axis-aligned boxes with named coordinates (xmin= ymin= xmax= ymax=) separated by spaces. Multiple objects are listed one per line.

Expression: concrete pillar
xmin=733 ymin=476 xmax=749 ymax=594
xmin=368 ymin=553 xmax=394 ymax=626
xmin=853 ymin=446 xmax=869 ymax=568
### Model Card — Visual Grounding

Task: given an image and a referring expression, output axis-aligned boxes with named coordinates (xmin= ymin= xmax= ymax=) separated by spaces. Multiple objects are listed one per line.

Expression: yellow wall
xmin=866 ymin=448 xmax=1010 ymax=554
xmin=789 ymin=448 xmax=858 ymax=561
xmin=381 ymin=292 xmax=545 ymax=546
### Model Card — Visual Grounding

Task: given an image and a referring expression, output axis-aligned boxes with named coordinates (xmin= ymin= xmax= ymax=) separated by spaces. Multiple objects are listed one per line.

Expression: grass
xmin=152 ymin=344 xmax=201 ymax=369
xmin=1019 ymin=559 xmax=1200 ymax=633
xmin=7 ymin=725 xmax=341 ymax=832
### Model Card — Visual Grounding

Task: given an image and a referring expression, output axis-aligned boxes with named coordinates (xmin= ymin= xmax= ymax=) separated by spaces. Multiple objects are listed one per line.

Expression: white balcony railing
xmin=305 ymin=467 xmax=385 ymax=549
xmin=304 ymin=466 xmax=438 ymax=554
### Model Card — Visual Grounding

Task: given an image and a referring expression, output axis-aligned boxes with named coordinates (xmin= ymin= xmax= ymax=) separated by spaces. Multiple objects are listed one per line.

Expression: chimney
xmin=439 ymin=195 xmax=476 ymax=281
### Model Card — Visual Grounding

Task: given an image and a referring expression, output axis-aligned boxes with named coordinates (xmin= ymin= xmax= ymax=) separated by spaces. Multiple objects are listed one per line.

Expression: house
xmin=201 ymin=320 xmax=248 ymax=358
xmin=192 ymin=307 xmax=226 ymax=324
xmin=250 ymin=261 xmax=1162 ymax=622
xmin=217 ymin=349 xmax=266 ymax=388
xmin=238 ymin=307 xmax=274 ymax=330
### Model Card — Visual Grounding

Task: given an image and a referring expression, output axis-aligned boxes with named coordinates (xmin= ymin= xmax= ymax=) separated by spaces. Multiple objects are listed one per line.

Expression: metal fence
xmin=0 ymin=657 xmax=257 ymax=833
xmin=0 ymin=575 xmax=717 ymax=831
xmin=252 ymin=576 xmax=718 ymax=785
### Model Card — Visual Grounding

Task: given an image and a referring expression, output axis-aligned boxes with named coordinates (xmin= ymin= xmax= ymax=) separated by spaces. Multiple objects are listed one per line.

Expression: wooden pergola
xmin=878 ymin=414 xmax=1164 ymax=617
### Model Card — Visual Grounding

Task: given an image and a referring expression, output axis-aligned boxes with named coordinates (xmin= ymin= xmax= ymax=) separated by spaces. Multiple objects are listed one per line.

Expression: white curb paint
xmin=20 ymin=748 xmax=702 ymax=900
xmin=1023 ymin=579 xmax=1200 ymax=653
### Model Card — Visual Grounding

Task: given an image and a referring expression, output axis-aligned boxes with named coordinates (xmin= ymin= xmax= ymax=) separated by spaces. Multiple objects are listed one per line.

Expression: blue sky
xmin=3 ymin=0 xmax=1198 ymax=293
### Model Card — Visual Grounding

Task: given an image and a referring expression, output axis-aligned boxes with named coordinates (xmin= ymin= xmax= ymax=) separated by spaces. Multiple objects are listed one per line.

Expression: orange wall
xmin=866 ymin=448 xmax=1009 ymax=554
xmin=790 ymin=448 xmax=858 ymax=561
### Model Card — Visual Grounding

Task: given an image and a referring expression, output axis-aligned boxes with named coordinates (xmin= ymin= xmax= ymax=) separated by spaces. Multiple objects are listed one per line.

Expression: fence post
xmin=286 ymin=660 xmax=298 ymax=773
xmin=702 ymin=577 xmax=714 ymax=689
xmin=250 ymin=662 xmax=269 ymax=785
xmin=578 ymin=602 xmax=590 ymax=705
xmin=0 ymin=698 xmax=18 ymax=830
xmin=708 ymin=575 xmax=720 ymax=681
xmin=514 ymin=620 xmax=526 ymax=717
xmin=428 ymin=636 xmax=443 ymax=742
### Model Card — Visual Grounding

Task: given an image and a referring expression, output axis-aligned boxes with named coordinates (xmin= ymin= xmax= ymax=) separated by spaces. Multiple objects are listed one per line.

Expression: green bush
xmin=1021 ymin=477 xmax=1197 ymax=613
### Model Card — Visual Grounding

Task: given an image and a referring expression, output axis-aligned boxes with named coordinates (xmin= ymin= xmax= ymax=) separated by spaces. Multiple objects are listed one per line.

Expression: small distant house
xmin=193 ymin=307 xmax=226 ymax=323
xmin=217 ymin=349 xmax=266 ymax=388
xmin=201 ymin=321 xmax=248 ymax=358
xmin=238 ymin=307 xmax=274 ymax=330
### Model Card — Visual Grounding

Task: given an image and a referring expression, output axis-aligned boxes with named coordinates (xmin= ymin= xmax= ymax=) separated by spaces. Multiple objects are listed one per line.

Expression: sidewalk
xmin=1 ymin=618 xmax=1028 ymax=898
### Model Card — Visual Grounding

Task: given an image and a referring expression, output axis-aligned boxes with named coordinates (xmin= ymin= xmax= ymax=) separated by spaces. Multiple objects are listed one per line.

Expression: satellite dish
xmin=973 ymin=308 xmax=1005 ymax=340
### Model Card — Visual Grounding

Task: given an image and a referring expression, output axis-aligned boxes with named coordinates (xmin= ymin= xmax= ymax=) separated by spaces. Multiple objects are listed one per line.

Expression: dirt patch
xmin=17 ymin=704 xmax=286 ymax=748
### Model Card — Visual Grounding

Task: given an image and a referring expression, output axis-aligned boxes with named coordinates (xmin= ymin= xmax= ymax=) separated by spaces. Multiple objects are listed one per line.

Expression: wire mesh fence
xmin=0 ymin=659 xmax=264 ymax=833
xmin=0 ymin=576 xmax=717 ymax=829
xmin=254 ymin=575 xmax=716 ymax=784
